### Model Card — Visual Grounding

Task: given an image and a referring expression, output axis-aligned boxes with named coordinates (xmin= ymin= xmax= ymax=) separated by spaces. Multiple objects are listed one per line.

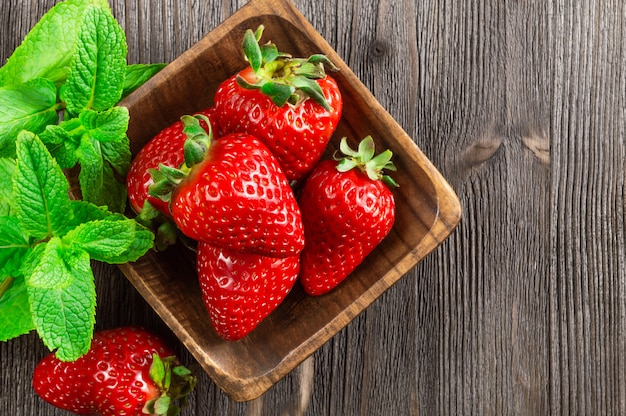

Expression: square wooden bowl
xmin=118 ymin=0 xmax=461 ymax=402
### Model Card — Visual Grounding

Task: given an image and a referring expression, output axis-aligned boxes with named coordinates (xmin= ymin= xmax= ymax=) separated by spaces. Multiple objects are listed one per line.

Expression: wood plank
xmin=1 ymin=0 xmax=625 ymax=414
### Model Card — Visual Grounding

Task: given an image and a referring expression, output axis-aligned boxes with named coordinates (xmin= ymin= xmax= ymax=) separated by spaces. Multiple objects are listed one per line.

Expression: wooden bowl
xmin=118 ymin=0 xmax=461 ymax=402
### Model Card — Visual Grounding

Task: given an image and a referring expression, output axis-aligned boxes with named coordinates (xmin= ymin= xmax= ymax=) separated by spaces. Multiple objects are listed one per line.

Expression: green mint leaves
xmin=0 ymin=78 xmax=60 ymax=157
xmin=0 ymin=0 xmax=165 ymax=361
xmin=1 ymin=1 xmax=164 ymax=213
xmin=0 ymin=0 xmax=111 ymax=87
xmin=0 ymin=132 xmax=154 ymax=360
xmin=14 ymin=132 xmax=74 ymax=239
xmin=61 ymin=5 xmax=127 ymax=114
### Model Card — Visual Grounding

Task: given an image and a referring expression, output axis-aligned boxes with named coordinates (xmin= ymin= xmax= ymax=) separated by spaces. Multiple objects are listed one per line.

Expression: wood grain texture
xmin=1 ymin=0 xmax=625 ymax=415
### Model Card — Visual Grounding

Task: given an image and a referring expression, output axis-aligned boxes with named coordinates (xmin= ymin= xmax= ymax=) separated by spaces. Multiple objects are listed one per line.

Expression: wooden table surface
xmin=1 ymin=0 xmax=624 ymax=415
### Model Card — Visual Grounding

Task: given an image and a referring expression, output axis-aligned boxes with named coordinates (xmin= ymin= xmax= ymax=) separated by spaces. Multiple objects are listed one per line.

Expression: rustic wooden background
xmin=1 ymin=0 xmax=625 ymax=414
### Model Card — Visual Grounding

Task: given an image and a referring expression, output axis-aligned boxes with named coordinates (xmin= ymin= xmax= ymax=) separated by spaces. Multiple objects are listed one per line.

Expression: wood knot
xmin=522 ymin=132 xmax=550 ymax=164
xmin=371 ymin=39 xmax=389 ymax=58
xmin=460 ymin=137 xmax=503 ymax=169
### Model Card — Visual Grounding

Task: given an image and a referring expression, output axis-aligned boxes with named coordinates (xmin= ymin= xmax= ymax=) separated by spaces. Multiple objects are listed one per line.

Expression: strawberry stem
xmin=148 ymin=113 xmax=214 ymax=206
xmin=182 ymin=114 xmax=213 ymax=168
xmin=238 ymin=25 xmax=338 ymax=110
xmin=143 ymin=354 xmax=197 ymax=416
xmin=334 ymin=136 xmax=399 ymax=188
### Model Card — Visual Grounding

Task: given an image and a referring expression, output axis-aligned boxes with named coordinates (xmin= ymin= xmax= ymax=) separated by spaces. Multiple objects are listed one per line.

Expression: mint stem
xmin=0 ymin=276 xmax=15 ymax=301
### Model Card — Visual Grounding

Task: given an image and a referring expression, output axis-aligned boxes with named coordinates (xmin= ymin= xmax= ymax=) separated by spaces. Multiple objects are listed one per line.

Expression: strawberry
xmin=213 ymin=25 xmax=343 ymax=183
xmin=197 ymin=241 xmax=300 ymax=340
xmin=32 ymin=326 xmax=196 ymax=416
xmin=126 ymin=107 xmax=216 ymax=217
xmin=150 ymin=114 xmax=304 ymax=258
xmin=298 ymin=136 xmax=398 ymax=296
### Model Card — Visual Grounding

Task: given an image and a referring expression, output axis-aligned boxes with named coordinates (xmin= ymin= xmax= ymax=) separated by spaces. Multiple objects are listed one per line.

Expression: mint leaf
xmin=0 ymin=276 xmax=35 ymax=342
xmin=0 ymin=159 xmax=16 ymax=215
xmin=61 ymin=6 xmax=128 ymax=115
xmin=77 ymin=135 xmax=128 ymax=213
xmin=113 ymin=222 xmax=154 ymax=263
xmin=63 ymin=219 xmax=135 ymax=262
xmin=41 ymin=106 xmax=130 ymax=177
xmin=28 ymin=247 xmax=95 ymax=361
xmin=0 ymin=216 xmax=31 ymax=277
xmin=13 ymin=131 xmax=74 ymax=240
xmin=76 ymin=136 xmax=105 ymax=205
xmin=0 ymin=78 xmax=59 ymax=158
xmin=64 ymin=201 xmax=154 ymax=262
xmin=40 ymin=124 xmax=80 ymax=169
xmin=101 ymin=134 xmax=131 ymax=178
xmin=28 ymin=237 xmax=74 ymax=290
xmin=19 ymin=243 xmax=46 ymax=280
xmin=69 ymin=199 xmax=111 ymax=224
xmin=80 ymin=106 xmax=129 ymax=143
xmin=0 ymin=0 xmax=111 ymax=87
xmin=122 ymin=63 xmax=167 ymax=98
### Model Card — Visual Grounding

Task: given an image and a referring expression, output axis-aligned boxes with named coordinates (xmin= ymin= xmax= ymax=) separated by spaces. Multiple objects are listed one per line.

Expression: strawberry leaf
xmin=289 ymin=76 xmax=331 ymax=110
xmin=150 ymin=353 xmax=166 ymax=389
xmin=13 ymin=131 xmax=74 ymax=240
xmin=27 ymin=247 xmax=96 ymax=361
xmin=0 ymin=78 xmax=60 ymax=158
xmin=0 ymin=0 xmax=111 ymax=87
xmin=61 ymin=5 xmax=127 ymax=115
xmin=243 ymin=28 xmax=263 ymax=73
xmin=0 ymin=276 xmax=35 ymax=342
xmin=154 ymin=396 xmax=172 ymax=415
xmin=334 ymin=136 xmax=399 ymax=188
xmin=260 ymin=81 xmax=296 ymax=107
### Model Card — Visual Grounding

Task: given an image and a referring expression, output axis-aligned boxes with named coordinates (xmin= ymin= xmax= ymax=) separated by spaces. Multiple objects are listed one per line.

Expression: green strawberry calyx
xmin=148 ymin=114 xmax=213 ymax=203
xmin=334 ymin=136 xmax=399 ymax=188
xmin=142 ymin=353 xmax=197 ymax=416
xmin=237 ymin=25 xmax=339 ymax=110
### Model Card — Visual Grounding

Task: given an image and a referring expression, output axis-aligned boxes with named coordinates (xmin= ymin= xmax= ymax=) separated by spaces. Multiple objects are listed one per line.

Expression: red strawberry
xmin=32 ymin=326 xmax=196 ymax=416
xmin=126 ymin=107 xmax=216 ymax=217
xmin=213 ymin=25 xmax=343 ymax=183
xmin=197 ymin=241 xmax=300 ymax=340
xmin=298 ymin=136 xmax=398 ymax=296
xmin=150 ymin=115 xmax=305 ymax=258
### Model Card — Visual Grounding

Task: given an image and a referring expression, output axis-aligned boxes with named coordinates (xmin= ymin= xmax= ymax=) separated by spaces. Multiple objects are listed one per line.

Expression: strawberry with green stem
xmin=298 ymin=136 xmax=398 ymax=295
xmin=33 ymin=326 xmax=196 ymax=416
xmin=126 ymin=107 xmax=216 ymax=218
xmin=213 ymin=25 xmax=343 ymax=183
xmin=150 ymin=114 xmax=305 ymax=258
xmin=125 ymin=108 xmax=216 ymax=249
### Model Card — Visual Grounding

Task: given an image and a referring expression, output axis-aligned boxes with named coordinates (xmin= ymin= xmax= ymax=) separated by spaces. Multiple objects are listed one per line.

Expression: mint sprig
xmin=0 ymin=131 xmax=154 ymax=360
xmin=0 ymin=0 xmax=166 ymax=361
xmin=1 ymin=0 xmax=164 ymax=213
